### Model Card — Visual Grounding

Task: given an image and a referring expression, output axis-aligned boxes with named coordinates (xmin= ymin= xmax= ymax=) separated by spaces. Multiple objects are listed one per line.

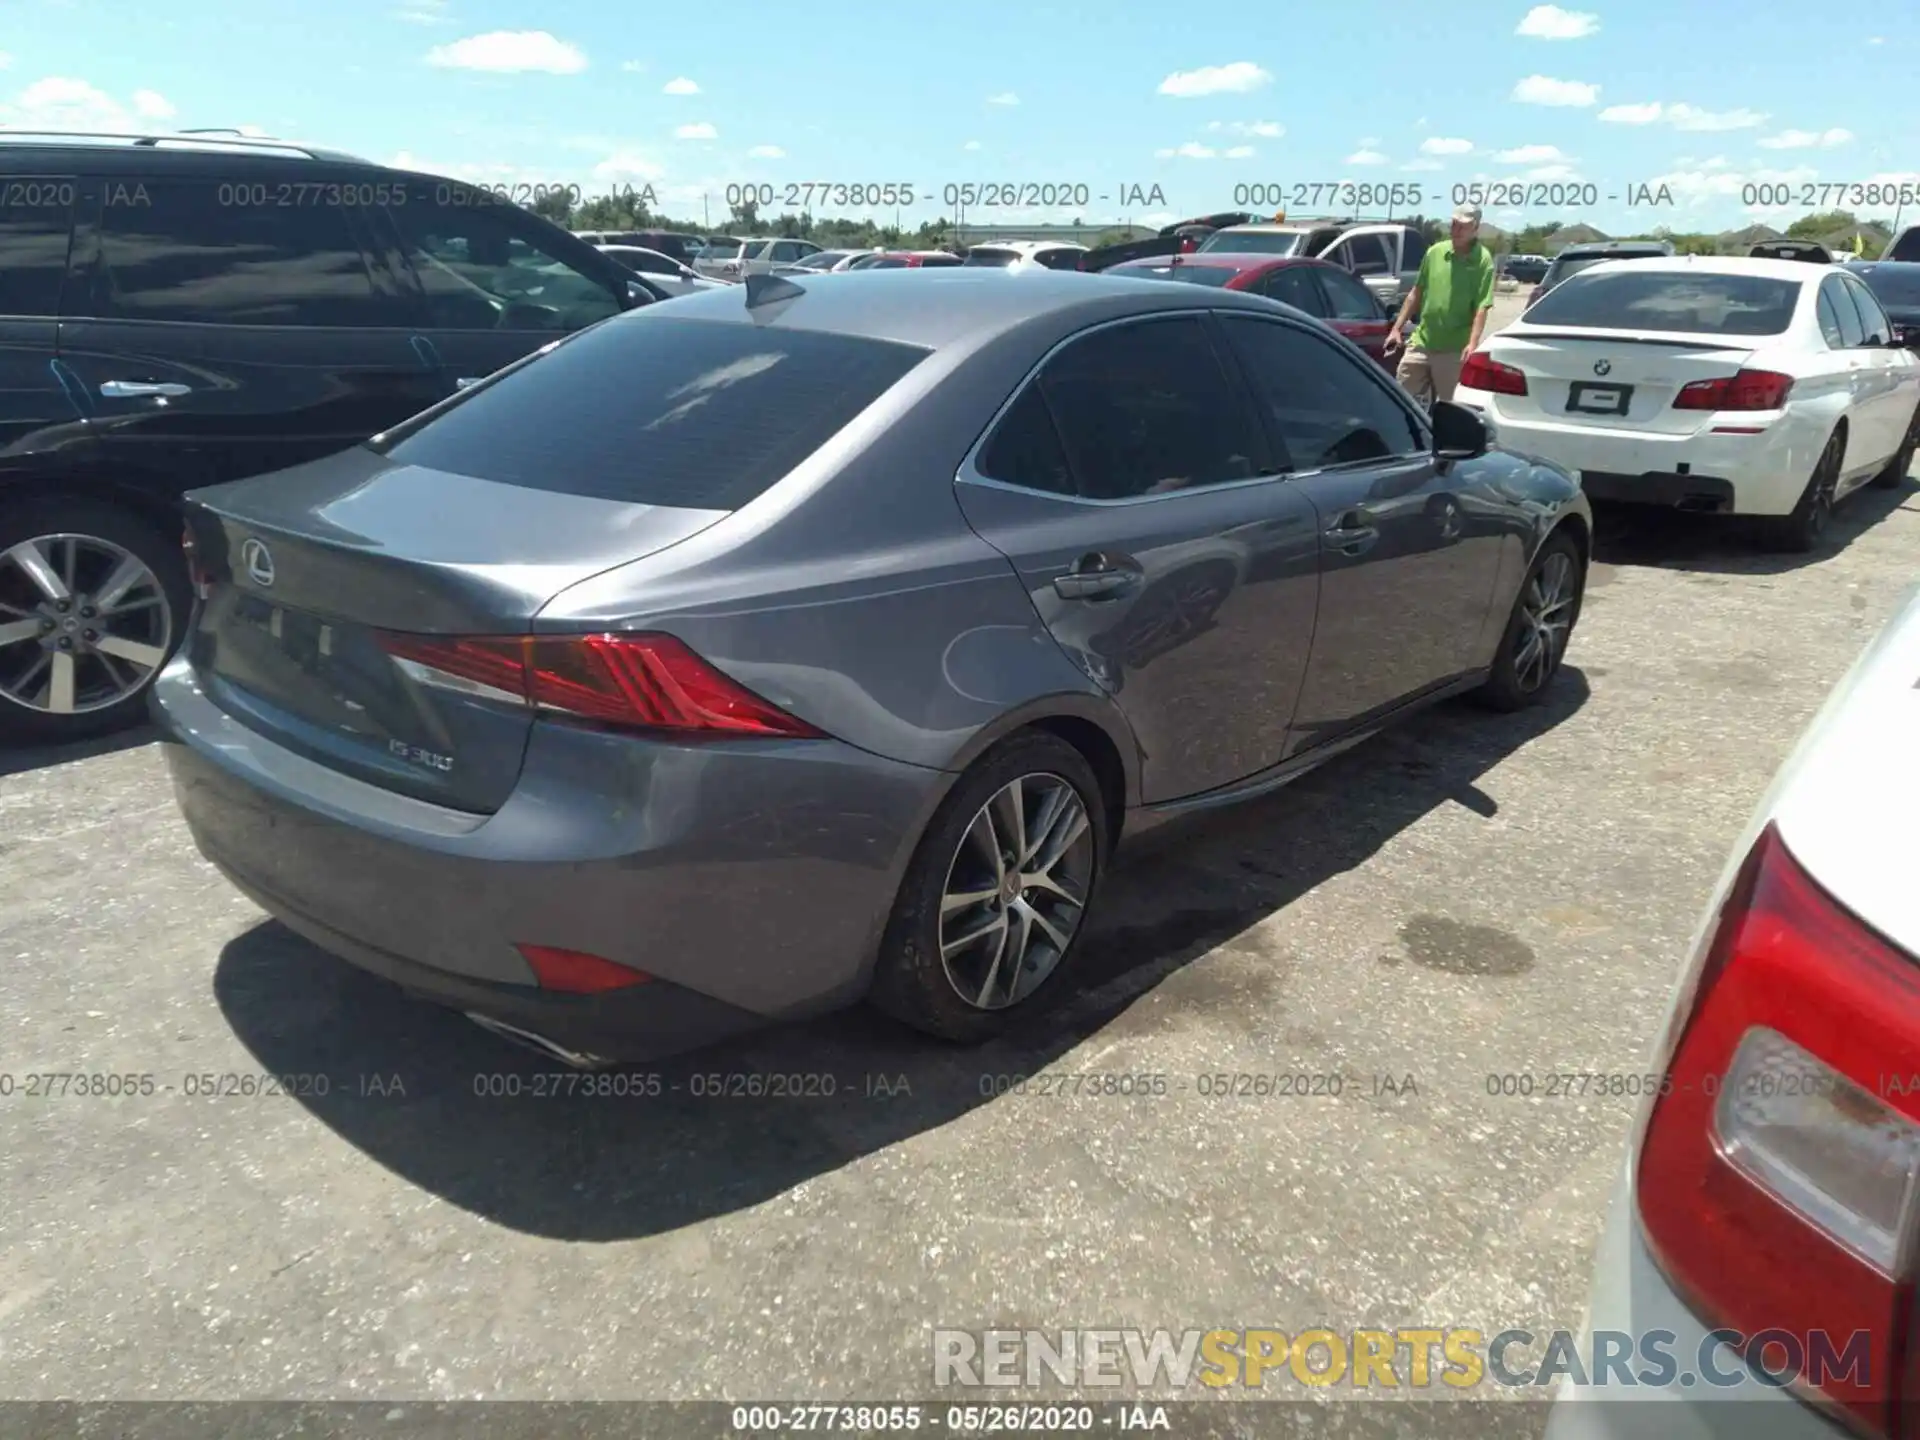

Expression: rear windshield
xmin=375 ymin=316 xmax=928 ymax=510
xmin=703 ymin=241 xmax=744 ymax=259
xmin=1545 ymin=252 xmax=1661 ymax=283
xmin=965 ymin=249 xmax=1019 ymax=266
xmin=1525 ymin=270 xmax=1801 ymax=335
xmin=1862 ymin=265 xmax=1920 ymax=307
xmin=1116 ymin=263 xmax=1235 ymax=287
xmin=1197 ymin=231 xmax=1303 ymax=256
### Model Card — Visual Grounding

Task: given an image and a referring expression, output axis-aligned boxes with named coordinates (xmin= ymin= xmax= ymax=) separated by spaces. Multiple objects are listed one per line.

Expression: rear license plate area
xmin=231 ymin=592 xmax=331 ymax=670
xmin=1567 ymin=381 xmax=1632 ymax=416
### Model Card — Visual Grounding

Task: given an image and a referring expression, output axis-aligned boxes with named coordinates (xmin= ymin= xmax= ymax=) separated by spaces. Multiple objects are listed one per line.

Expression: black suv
xmin=0 ymin=132 xmax=662 ymax=743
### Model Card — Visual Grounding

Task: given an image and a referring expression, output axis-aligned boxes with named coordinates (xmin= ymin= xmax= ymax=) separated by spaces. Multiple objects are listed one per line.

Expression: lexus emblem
xmin=1593 ymin=360 xmax=1612 ymax=376
xmin=240 ymin=537 xmax=276 ymax=588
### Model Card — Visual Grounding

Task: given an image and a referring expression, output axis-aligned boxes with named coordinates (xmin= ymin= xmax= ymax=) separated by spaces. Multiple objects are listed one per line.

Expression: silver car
xmin=153 ymin=269 xmax=1590 ymax=1066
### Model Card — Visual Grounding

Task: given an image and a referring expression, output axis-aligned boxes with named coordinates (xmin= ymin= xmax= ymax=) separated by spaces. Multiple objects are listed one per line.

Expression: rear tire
xmin=0 ymin=497 xmax=189 ymax=745
xmin=868 ymin=732 xmax=1109 ymax=1043
xmin=1758 ymin=431 xmax=1842 ymax=553
xmin=1871 ymin=404 xmax=1918 ymax=490
xmin=1473 ymin=529 xmax=1584 ymax=713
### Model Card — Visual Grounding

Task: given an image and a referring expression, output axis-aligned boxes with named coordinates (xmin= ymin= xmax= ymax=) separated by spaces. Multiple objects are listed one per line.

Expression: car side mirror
xmin=624 ymin=279 xmax=658 ymax=308
xmin=1431 ymin=400 xmax=1489 ymax=459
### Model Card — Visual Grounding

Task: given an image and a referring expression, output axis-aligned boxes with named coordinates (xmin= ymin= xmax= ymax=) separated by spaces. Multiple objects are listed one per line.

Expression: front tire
xmin=869 ymin=732 xmax=1109 ymax=1043
xmin=0 ymin=498 xmax=189 ymax=745
xmin=1758 ymin=430 xmax=1842 ymax=553
xmin=1474 ymin=529 xmax=1584 ymax=712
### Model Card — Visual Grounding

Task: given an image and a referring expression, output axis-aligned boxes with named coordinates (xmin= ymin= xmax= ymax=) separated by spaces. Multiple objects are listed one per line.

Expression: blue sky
xmin=4 ymin=0 xmax=1916 ymax=234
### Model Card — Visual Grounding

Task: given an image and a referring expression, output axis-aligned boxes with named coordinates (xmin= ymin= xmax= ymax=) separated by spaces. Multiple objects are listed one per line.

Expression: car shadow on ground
xmin=0 ymin=722 xmax=156 ymax=779
xmin=213 ymin=671 xmax=1590 ymax=1242
xmin=1589 ymin=472 xmax=1916 ymax=576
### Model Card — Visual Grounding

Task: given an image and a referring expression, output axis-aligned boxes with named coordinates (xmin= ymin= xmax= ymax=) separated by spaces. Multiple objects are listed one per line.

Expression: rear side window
xmin=1821 ymin=276 xmax=1865 ymax=346
xmin=1525 ymin=270 xmax=1800 ymax=336
xmin=94 ymin=176 xmax=390 ymax=326
xmin=377 ymin=316 xmax=928 ymax=510
xmin=1255 ymin=266 xmax=1324 ymax=313
xmin=1840 ymin=275 xmax=1892 ymax=345
xmin=0 ymin=178 xmax=75 ymax=317
xmin=976 ymin=384 xmax=1075 ymax=495
xmin=1816 ymin=287 xmax=1848 ymax=347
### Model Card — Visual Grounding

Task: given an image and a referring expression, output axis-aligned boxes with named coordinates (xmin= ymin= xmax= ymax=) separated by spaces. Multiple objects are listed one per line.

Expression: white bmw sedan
xmin=1455 ymin=256 xmax=1920 ymax=551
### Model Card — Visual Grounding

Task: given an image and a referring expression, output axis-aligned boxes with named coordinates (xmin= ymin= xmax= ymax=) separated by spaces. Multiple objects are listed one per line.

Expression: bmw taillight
xmin=1673 ymin=370 xmax=1794 ymax=411
xmin=1636 ymin=824 xmax=1920 ymax=1434
xmin=376 ymin=631 xmax=825 ymax=739
xmin=1459 ymin=352 xmax=1529 ymax=396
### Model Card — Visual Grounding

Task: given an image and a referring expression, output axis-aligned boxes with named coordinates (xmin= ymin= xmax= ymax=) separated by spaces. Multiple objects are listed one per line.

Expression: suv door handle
xmin=1323 ymin=509 xmax=1381 ymax=554
xmin=100 ymin=380 xmax=191 ymax=398
xmin=1053 ymin=555 xmax=1141 ymax=600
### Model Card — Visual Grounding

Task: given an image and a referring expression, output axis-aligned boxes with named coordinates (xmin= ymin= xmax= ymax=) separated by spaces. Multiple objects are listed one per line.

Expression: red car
xmin=1103 ymin=253 xmax=1394 ymax=365
xmin=863 ymin=250 xmax=964 ymax=269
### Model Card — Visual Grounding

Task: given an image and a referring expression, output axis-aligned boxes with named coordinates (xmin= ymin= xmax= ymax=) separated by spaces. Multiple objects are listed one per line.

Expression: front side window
xmin=1332 ymin=233 xmax=1392 ymax=276
xmin=0 ymin=178 xmax=74 ymax=318
xmin=1317 ymin=266 xmax=1383 ymax=321
xmin=95 ymin=177 xmax=390 ymax=326
xmin=1254 ymin=266 xmax=1324 ymax=314
xmin=1220 ymin=315 xmax=1424 ymax=472
xmin=1839 ymin=275 xmax=1892 ymax=345
xmin=384 ymin=202 xmax=620 ymax=332
xmin=1022 ymin=316 xmax=1266 ymax=500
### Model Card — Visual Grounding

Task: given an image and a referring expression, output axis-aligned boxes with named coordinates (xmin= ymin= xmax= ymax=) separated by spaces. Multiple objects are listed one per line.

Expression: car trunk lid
xmin=1483 ymin=328 xmax=1760 ymax=435
xmin=183 ymin=446 xmax=726 ymax=814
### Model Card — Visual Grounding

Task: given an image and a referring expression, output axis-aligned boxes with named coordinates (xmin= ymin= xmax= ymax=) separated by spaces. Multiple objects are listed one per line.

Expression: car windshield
xmin=1525 ymin=270 xmax=1801 ymax=335
xmin=373 ymin=317 xmax=929 ymax=510
xmin=1197 ymin=231 xmax=1304 ymax=256
xmin=798 ymin=251 xmax=845 ymax=269
xmin=703 ymin=241 xmax=744 ymax=259
xmin=1861 ymin=265 xmax=1920 ymax=307
xmin=964 ymin=249 xmax=1020 ymax=266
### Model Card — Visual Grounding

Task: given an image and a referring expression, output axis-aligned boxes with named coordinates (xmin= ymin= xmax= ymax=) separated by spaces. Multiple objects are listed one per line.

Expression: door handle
xmin=1323 ymin=509 xmax=1380 ymax=554
xmin=1053 ymin=556 xmax=1140 ymax=600
xmin=100 ymin=380 xmax=191 ymax=398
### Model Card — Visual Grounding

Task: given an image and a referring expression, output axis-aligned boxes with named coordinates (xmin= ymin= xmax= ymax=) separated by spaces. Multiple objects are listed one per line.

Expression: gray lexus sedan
xmin=153 ymin=267 xmax=1591 ymax=1066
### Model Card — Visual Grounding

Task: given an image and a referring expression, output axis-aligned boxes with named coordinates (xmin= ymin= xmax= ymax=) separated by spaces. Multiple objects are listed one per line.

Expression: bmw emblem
xmin=240 ymin=537 xmax=276 ymax=588
xmin=1593 ymin=359 xmax=1612 ymax=376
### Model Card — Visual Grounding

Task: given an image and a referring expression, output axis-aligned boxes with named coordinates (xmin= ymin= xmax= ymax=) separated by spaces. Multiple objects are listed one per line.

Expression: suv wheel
xmin=0 ymin=499 xmax=190 ymax=744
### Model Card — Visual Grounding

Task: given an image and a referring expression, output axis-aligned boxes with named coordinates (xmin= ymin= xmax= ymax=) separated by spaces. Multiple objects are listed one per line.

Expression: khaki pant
xmin=1394 ymin=346 xmax=1463 ymax=406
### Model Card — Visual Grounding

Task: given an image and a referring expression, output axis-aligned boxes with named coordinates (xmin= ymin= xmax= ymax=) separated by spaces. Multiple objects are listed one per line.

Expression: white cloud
xmin=425 ymin=31 xmax=587 ymax=73
xmin=0 ymin=53 xmax=11 ymax=69
xmin=1645 ymin=163 xmax=1817 ymax=208
xmin=1598 ymin=101 xmax=1662 ymax=124
xmin=1224 ymin=144 xmax=1255 ymax=159
xmin=986 ymin=91 xmax=1019 ymax=106
xmin=388 ymin=152 xmax=556 ymax=186
xmin=1207 ymin=119 xmax=1284 ymax=138
xmin=590 ymin=152 xmax=665 ymax=182
xmin=1421 ymin=136 xmax=1474 ymax=155
xmin=1402 ymin=158 xmax=1443 ymax=171
xmin=662 ymin=76 xmax=699 ymax=94
xmin=235 ymin=124 xmax=271 ymax=137
xmin=746 ymin=144 xmax=784 ymax=159
xmin=1157 ymin=62 xmax=1271 ymax=97
xmin=0 ymin=77 xmax=178 ymax=132
xmin=1667 ymin=103 xmax=1767 ymax=131
xmin=1516 ymin=4 xmax=1599 ymax=38
xmin=1523 ymin=163 xmax=1578 ymax=181
xmin=1347 ymin=148 xmax=1388 ymax=165
xmin=1154 ymin=142 xmax=1217 ymax=159
xmin=394 ymin=0 xmax=450 ymax=21
xmin=673 ymin=121 xmax=717 ymax=140
xmin=1869 ymin=35 xmax=1883 ymax=44
xmin=962 ymin=139 xmax=981 ymax=151
xmin=1757 ymin=127 xmax=1852 ymax=150
xmin=620 ymin=60 xmax=645 ymax=73
xmin=1511 ymin=74 xmax=1599 ymax=106
xmin=1496 ymin=143 xmax=1566 ymax=163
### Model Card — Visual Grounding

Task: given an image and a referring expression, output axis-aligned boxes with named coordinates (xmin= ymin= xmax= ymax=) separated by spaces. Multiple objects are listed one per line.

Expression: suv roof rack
xmin=0 ymin=130 xmax=370 ymax=163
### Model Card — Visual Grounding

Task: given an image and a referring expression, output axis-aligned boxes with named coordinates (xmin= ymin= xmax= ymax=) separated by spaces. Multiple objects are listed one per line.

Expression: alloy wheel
xmin=1511 ymin=549 xmax=1577 ymax=695
xmin=1806 ymin=438 xmax=1840 ymax=540
xmin=0 ymin=534 xmax=173 ymax=716
xmin=937 ymin=772 xmax=1096 ymax=1011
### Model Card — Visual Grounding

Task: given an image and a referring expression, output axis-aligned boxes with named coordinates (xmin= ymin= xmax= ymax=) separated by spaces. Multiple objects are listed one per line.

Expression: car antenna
xmin=745 ymin=273 xmax=805 ymax=308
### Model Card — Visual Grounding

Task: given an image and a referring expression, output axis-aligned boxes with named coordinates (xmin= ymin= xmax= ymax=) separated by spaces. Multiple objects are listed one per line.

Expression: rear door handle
xmin=1053 ymin=556 xmax=1141 ymax=600
xmin=100 ymin=380 xmax=190 ymax=398
xmin=1323 ymin=509 xmax=1380 ymax=554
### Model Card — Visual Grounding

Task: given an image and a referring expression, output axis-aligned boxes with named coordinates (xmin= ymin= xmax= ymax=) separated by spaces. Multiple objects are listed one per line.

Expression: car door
xmin=368 ymin=193 xmax=627 ymax=395
xmin=0 ymin=175 xmax=82 ymax=468
xmin=55 ymin=170 xmax=446 ymax=493
xmin=1817 ymin=273 xmax=1891 ymax=470
xmin=1309 ymin=265 xmax=1392 ymax=365
xmin=953 ymin=312 xmax=1322 ymax=803
xmin=1838 ymin=271 xmax=1916 ymax=468
xmin=1216 ymin=311 xmax=1501 ymax=754
xmin=1318 ymin=230 xmax=1399 ymax=310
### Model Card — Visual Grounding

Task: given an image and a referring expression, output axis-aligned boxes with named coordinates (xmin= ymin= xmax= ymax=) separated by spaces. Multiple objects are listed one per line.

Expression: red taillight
xmin=514 ymin=943 xmax=652 ymax=993
xmin=1459 ymin=351 xmax=1528 ymax=396
xmin=1637 ymin=825 xmax=1920 ymax=1434
xmin=376 ymin=631 xmax=825 ymax=739
xmin=1673 ymin=369 xmax=1794 ymax=411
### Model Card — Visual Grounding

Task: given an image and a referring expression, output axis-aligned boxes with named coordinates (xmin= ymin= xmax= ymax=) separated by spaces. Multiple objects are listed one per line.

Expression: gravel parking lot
xmin=4 ymin=286 xmax=1917 ymax=1418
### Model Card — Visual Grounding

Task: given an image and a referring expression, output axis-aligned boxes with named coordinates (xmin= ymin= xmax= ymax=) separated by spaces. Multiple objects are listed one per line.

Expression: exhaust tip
xmin=465 ymin=1012 xmax=614 ymax=1070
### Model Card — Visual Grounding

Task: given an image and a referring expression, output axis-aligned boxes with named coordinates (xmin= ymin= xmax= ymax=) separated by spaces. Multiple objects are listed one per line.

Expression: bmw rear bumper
xmin=152 ymin=658 xmax=949 ymax=1062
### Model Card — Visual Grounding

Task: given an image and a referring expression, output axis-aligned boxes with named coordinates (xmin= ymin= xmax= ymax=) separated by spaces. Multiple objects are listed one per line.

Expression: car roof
xmin=631 ymin=265 xmax=1286 ymax=348
xmin=0 ymin=139 xmax=380 ymax=173
xmin=1111 ymin=252 xmax=1333 ymax=276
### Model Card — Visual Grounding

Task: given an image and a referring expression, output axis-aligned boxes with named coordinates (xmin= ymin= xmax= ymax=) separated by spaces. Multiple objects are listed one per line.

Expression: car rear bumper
xmin=1454 ymin=397 xmax=1820 ymax=516
xmin=152 ymin=657 xmax=949 ymax=1061
xmin=1544 ymin=1161 xmax=1850 ymax=1440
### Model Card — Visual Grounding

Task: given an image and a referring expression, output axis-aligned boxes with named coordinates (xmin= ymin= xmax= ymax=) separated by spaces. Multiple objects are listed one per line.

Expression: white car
xmin=961 ymin=239 xmax=1089 ymax=271
xmin=1455 ymin=256 xmax=1920 ymax=551
xmin=596 ymin=245 xmax=725 ymax=298
xmin=1546 ymin=581 xmax=1920 ymax=1440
